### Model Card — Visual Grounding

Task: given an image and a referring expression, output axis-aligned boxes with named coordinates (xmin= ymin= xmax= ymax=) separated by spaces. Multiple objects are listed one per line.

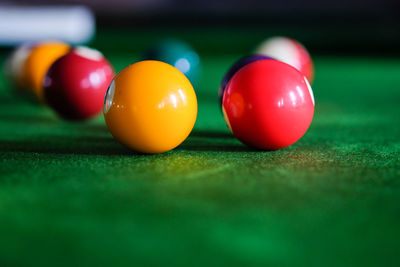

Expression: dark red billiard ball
xmin=43 ymin=47 xmax=114 ymax=120
xmin=222 ymin=60 xmax=315 ymax=150
xmin=218 ymin=54 xmax=275 ymax=105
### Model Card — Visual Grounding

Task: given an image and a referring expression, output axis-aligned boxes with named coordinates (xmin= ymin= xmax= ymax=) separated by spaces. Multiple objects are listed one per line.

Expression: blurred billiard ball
xmin=43 ymin=46 xmax=114 ymax=120
xmin=23 ymin=41 xmax=71 ymax=102
xmin=255 ymin=36 xmax=314 ymax=83
xmin=3 ymin=42 xmax=36 ymax=91
xmin=141 ymin=39 xmax=201 ymax=85
xmin=219 ymin=54 xmax=275 ymax=105
xmin=103 ymin=60 xmax=197 ymax=154
xmin=222 ymin=60 xmax=315 ymax=150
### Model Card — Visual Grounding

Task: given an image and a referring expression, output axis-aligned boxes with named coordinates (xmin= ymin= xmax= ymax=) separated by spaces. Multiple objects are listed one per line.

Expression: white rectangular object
xmin=0 ymin=5 xmax=95 ymax=45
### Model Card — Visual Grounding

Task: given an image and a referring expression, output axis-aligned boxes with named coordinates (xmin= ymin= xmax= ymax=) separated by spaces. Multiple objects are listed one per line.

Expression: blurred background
xmin=0 ymin=0 xmax=400 ymax=54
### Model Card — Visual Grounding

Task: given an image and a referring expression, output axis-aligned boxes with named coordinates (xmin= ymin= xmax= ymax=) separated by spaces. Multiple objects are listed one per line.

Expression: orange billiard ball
xmin=104 ymin=60 xmax=197 ymax=154
xmin=22 ymin=41 xmax=70 ymax=102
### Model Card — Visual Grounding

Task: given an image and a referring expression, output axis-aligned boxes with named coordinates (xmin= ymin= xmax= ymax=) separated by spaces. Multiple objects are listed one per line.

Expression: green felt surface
xmin=0 ymin=34 xmax=400 ymax=266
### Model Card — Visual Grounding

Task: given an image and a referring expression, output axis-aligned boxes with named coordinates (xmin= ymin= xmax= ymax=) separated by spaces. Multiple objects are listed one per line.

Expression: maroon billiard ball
xmin=43 ymin=46 xmax=114 ymax=120
xmin=222 ymin=60 xmax=315 ymax=150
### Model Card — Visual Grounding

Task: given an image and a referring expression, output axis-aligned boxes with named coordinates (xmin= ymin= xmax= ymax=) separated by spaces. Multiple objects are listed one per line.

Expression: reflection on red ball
xmin=222 ymin=59 xmax=315 ymax=150
xmin=44 ymin=47 xmax=114 ymax=120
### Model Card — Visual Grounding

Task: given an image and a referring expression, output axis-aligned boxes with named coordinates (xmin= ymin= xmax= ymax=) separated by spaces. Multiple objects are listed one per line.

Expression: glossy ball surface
xmin=255 ymin=36 xmax=314 ymax=83
xmin=141 ymin=39 xmax=201 ymax=84
xmin=223 ymin=60 xmax=315 ymax=150
xmin=23 ymin=41 xmax=70 ymax=102
xmin=104 ymin=60 xmax=197 ymax=154
xmin=44 ymin=47 xmax=114 ymax=120
xmin=219 ymin=55 xmax=274 ymax=105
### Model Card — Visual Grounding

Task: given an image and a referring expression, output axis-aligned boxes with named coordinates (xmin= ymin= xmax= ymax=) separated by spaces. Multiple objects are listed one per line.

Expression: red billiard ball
xmin=255 ymin=36 xmax=314 ymax=83
xmin=218 ymin=54 xmax=275 ymax=106
xmin=44 ymin=47 xmax=114 ymax=120
xmin=222 ymin=59 xmax=315 ymax=150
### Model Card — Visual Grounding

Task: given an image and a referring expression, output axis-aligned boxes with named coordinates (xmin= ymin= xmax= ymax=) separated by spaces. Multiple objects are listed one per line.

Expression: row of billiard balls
xmin=4 ymin=36 xmax=314 ymax=154
xmin=5 ymin=42 xmax=114 ymax=119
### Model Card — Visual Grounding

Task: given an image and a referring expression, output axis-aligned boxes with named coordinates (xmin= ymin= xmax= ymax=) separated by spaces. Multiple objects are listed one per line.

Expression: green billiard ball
xmin=141 ymin=39 xmax=201 ymax=85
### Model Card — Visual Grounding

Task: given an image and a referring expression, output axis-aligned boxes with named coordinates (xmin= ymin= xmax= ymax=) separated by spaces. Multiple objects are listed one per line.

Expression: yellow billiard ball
xmin=23 ymin=41 xmax=70 ymax=102
xmin=104 ymin=60 xmax=197 ymax=154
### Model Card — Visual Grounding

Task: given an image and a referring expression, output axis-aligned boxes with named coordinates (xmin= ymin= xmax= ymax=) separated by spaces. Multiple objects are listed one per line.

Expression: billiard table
xmin=0 ymin=28 xmax=399 ymax=266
